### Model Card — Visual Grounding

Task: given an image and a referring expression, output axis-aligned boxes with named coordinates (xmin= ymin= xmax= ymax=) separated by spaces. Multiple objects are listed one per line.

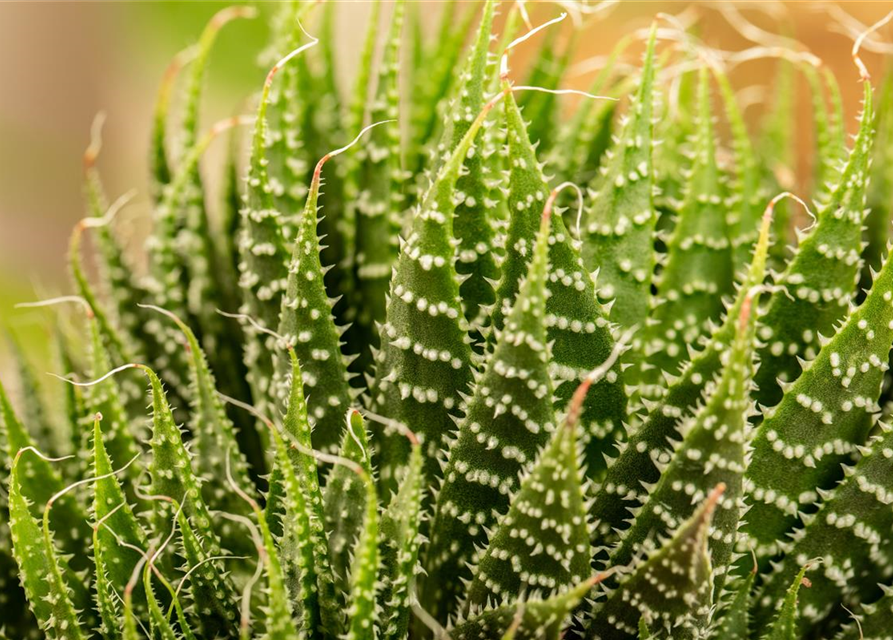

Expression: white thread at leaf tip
xmin=359 ymin=408 xmax=417 ymax=446
xmin=511 ymin=86 xmax=618 ymax=101
xmin=81 ymin=187 xmax=139 ymax=229
xmin=138 ymin=302 xmax=188 ymax=330
xmin=726 ymin=46 xmax=822 ymax=69
xmin=414 ymin=582 xmax=448 ymax=640
xmin=151 ymin=497 xmax=186 ymax=565
xmin=769 ymin=191 xmax=815 ymax=228
xmin=853 ymin=8 xmax=893 ymax=80
xmin=717 ymin=3 xmax=803 ymax=52
xmin=209 ymin=114 xmax=255 ymax=137
xmin=15 ymin=295 xmax=90 ymax=312
xmin=515 ymin=0 xmax=533 ymax=30
xmin=86 ymin=111 xmax=107 ymax=161
xmin=225 ymin=445 xmax=260 ymax=512
xmin=827 ymin=4 xmax=893 ymax=55
xmin=48 ymin=363 xmax=138 ymax=387
xmin=14 ymin=446 xmax=75 ymax=465
xmin=584 ymin=327 xmax=635 ymax=386
xmin=216 ymin=309 xmax=287 ymax=343
xmin=92 ymin=502 xmax=125 ymax=532
xmin=46 ymin=452 xmax=141 ymax=512
xmin=840 ymin=604 xmax=863 ymax=639
xmin=268 ymin=29 xmax=319 ymax=84
xmin=325 ymin=120 xmax=396 ymax=161
xmin=502 ymin=8 xmax=567 ymax=75
xmin=216 ymin=391 xmax=367 ymax=478
xmin=175 ymin=554 xmax=249 ymax=598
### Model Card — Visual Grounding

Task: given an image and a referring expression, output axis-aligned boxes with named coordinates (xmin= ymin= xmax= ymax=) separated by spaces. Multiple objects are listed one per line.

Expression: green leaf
xmin=83 ymin=316 xmax=144 ymax=505
xmin=8 ymin=451 xmax=87 ymax=640
xmin=464 ymin=381 xmax=592 ymax=610
xmin=350 ymin=0 xmax=406 ymax=375
xmin=761 ymin=564 xmax=811 ymax=640
xmin=835 ymin=584 xmax=893 ymax=640
xmin=141 ymin=364 xmax=240 ymax=635
xmin=345 ymin=412 xmax=380 ymax=640
xmin=146 ymin=306 xmax=254 ymax=537
xmin=324 ymin=408 xmax=374 ymax=598
xmin=449 ymin=577 xmax=596 ymax=640
xmin=378 ymin=441 xmax=424 ymax=640
xmin=863 ymin=73 xmax=893 ymax=297
xmin=804 ymin=63 xmax=846 ymax=204
xmin=493 ymin=87 xmax=627 ymax=480
xmin=238 ymin=49 xmax=302 ymax=404
xmin=638 ymin=67 xmax=733 ymax=397
xmin=710 ymin=570 xmax=755 ymax=639
xmin=584 ymin=485 xmax=723 ymax=640
xmin=743 ymin=207 xmax=893 ymax=564
xmin=713 ymin=64 xmax=768 ymax=278
xmin=91 ymin=414 xmax=149 ymax=638
xmin=277 ymin=353 xmax=340 ymax=640
xmin=447 ymin=0 xmax=500 ymax=340
xmin=276 ymin=149 xmax=353 ymax=455
xmin=588 ymin=203 xmax=770 ymax=550
xmin=0 ymin=379 xmax=91 ymax=574
xmin=753 ymin=422 xmax=893 ymax=631
xmin=582 ymin=25 xmax=658 ymax=333
xmin=752 ymin=81 xmax=873 ymax=410
xmin=609 ymin=282 xmax=761 ymax=594
xmin=369 ymin=88 xmax=493 ymax=496
xmin=5 ymin=333 xmax=59 ymax=458
xmin=423 ymin=203 xmax=556 ymax=621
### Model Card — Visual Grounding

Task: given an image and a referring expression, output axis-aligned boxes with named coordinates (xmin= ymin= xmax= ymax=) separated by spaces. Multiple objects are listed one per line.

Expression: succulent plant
xmin=6 ymin=2 xmax=893 ymax=640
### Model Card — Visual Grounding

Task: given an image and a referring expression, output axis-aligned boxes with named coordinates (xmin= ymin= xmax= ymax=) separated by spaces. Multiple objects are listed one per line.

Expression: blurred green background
xmin=1 ymin=1 xmax=892 ymax=379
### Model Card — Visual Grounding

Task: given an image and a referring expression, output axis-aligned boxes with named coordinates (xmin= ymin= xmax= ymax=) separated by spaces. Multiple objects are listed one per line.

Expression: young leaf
xmin=582 ymin=25 xmax=658 ymax=333
xmin=492 ymin=87 xmax=627 ymax=479
xmin=464 ymin=376 xmax=592 ymax=610
xmin=324 ymin=408 xmax=374 ymax=597
xmin=753 ymin=422 xmax=893 ymax=631
xmin=863 ymin=73 xmax=893 ymax=296
xmin=804 ymin=63 xmax=846 ymax=204
xmin=276 ymin=143 xmax=354 ymax=455
xmin=8 ymin=451 xmax=87 ymax=640
xmin=378 ymin=440 xmax=424 ymax=640
xmin=445 ymin=0 xmax=500 ymax=339
xmin=584 ymin=485 xmax=724 ymax=640
xmin=609 ymin=285 xmax=761 ymax=594
xmin=369 ymin=90 xmax=498 ymax=495
xmin=588 ymin=199 xmax=770 ymax=549
xmin=141 ymin=364 xmax=240 ymax=634
xmin=638 ymin=67 xmax=733 ymax=398
xmin=83 ymin=316 xmax=144 ymax=505
xmin=0 ymin=380 xmax=91 ymax=573
xmin=713 ymin=64 xmax=769 ymax=277
xmin=277 ymin=353 xmax=340 ymax=640
xmin=350 ymin=0 xmax=406 ymax=375
xmin=238 ymin=47 xmax=306 ymax=402
xmin=146 ymin=306 xmax=253 ymax=531
xmin=91 ymin=414 xmax=149 ymax=637
xmin=710 ymin=570 xmax=756 ymax=639
xmin=743 ymin=219 xmax=893 ymax=564
xmin=423 ymin=201 xmax=556 ymax=621
xmin=5 ymin=334 xmax=59 ymax=458
xmin=449 ymin=577 xmax=598 ymax=640
xmin=345 ymin=413 xmax=380 ymax=640
xmin=761 ymin=565 xmax=812 ymax=640
xmin=753 ymin=80 xmax=873 ymax=409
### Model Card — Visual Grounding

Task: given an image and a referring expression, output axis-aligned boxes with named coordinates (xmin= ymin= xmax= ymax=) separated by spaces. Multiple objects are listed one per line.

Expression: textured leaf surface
xmin=423 ymin=194 xmax=555 ymax=621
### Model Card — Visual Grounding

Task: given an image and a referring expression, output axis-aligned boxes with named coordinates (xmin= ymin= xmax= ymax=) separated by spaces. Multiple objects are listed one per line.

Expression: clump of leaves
xmin=7 ymin=3 xmax=893 ymax=640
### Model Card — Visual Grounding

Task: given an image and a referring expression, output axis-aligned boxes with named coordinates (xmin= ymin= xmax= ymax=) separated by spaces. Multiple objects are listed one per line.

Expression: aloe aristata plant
xmin=7 ymin=2 xmax=893 ymax=639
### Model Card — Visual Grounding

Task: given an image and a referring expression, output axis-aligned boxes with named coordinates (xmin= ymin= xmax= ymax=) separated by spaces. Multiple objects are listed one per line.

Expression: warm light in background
xmin=1 ymin=1 xmax=892 ymax=368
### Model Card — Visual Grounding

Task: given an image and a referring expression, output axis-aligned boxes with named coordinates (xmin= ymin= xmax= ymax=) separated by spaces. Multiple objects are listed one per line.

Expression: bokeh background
xmin=1 ymin=1 xmax=892 ymax=374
